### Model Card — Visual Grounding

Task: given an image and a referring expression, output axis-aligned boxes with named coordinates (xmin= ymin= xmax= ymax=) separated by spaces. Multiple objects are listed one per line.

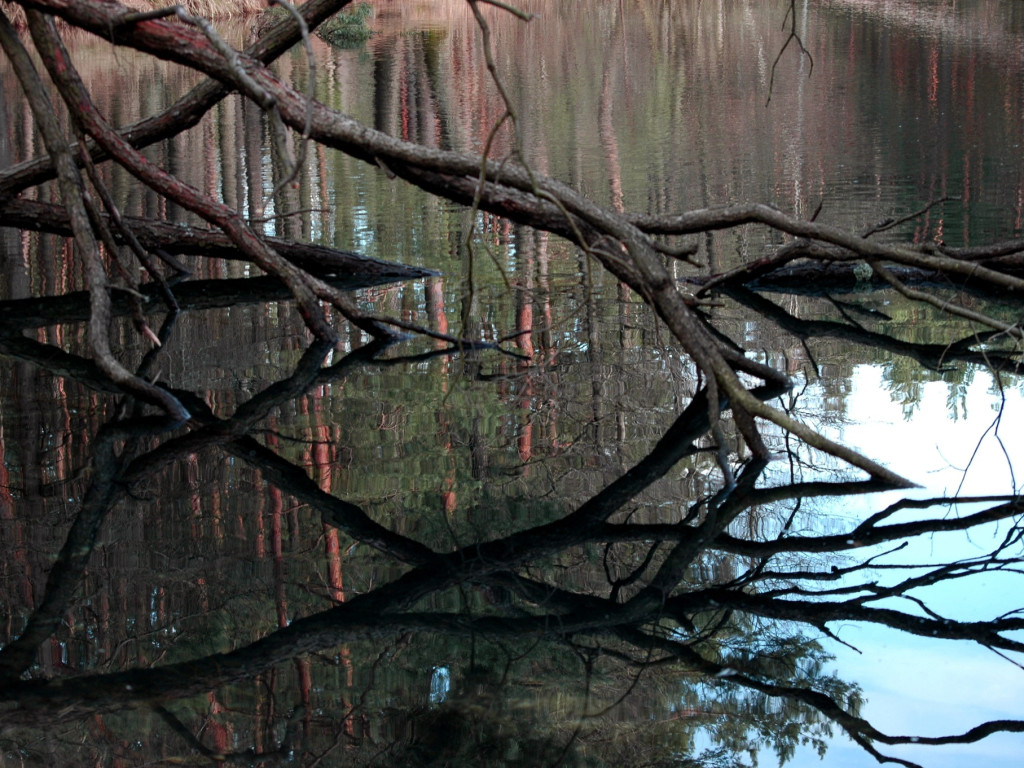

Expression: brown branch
xmin=765 ymin=0 xmax=814 ymax=107
xmin=0 ymin=8 xmax=189 ymax=419
xmin=0 ymin=197 xmax=433 ymax=281
xmin=723 ymin=286 xmax=1019 ymax=372
xmin=631 ymin=203 xmax=1024 ymax=293
xmin=25 ymin=10 xmax=342 ymax=342
xmin=0 ymin=0 xmax=359 ymax=202
xmin=11 ymin=0 xmax=919 ymax=486
xmin=869 ymin=258 xmax=1024 ymax=339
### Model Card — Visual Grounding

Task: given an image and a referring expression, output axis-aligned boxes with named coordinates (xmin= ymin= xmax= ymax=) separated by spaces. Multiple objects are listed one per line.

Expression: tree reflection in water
xmin=0 ymin=277 xmax=1021 ymax=768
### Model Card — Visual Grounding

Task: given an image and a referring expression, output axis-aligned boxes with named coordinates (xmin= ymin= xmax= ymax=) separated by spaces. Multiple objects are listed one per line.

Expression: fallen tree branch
xmin=0 ymin=197 xmax=435 ymax=280
xmin=0 ymin=0 xmax=360 ymax=202
xmin=0 ymin=8 xmax=189 ymax=419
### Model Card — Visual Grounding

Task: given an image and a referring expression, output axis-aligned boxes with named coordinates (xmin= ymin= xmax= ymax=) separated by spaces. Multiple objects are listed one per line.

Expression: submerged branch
xmin=0 ymin=197 xmax=435 ymax=281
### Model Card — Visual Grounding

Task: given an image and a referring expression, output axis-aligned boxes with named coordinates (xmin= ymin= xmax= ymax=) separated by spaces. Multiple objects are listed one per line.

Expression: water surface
xmin=0 ymin=1 xmax=1022 ymax=766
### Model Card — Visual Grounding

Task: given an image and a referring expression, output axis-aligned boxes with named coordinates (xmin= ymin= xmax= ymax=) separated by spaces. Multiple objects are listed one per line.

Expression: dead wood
xmin=4 ymin=0 xmax=1021 ymax=483
xmin=0 ymin=197 xmax=437 ymax=280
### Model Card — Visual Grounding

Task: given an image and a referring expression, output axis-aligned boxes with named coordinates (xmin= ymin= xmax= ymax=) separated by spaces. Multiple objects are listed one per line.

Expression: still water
xmin=1 ymin=1 xmax=1023 ymax=766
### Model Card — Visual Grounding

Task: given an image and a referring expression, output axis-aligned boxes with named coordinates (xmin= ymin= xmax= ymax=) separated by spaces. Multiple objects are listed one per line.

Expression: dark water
xmin=1 ymin=1 xmax=1023 ymax=766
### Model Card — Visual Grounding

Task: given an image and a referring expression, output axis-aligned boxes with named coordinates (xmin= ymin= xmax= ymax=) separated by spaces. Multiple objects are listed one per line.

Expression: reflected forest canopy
xmin=0 ymin=1 xmax=1023 ymax=767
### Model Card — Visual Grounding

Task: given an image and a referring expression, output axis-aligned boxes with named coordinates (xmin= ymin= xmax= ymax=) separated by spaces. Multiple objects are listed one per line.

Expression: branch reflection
xmin=0 ymin=279 xmax=1021 ymax=768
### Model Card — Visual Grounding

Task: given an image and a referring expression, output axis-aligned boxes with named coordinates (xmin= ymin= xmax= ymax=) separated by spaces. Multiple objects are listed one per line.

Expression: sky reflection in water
xmin=798 ymin=367 xmax=1024 ymax=767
